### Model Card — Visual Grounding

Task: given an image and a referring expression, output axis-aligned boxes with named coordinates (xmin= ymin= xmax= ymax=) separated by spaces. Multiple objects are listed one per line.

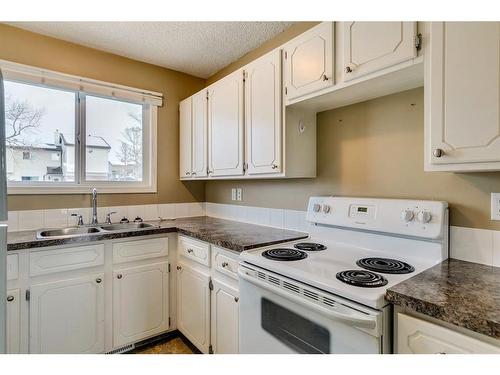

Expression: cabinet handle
xmin=177 ymin=265 xmax=182 ymax=271
xmin=221 ymin=262 xmax=229 ymax=268
xmin=234 ymin=297 xmax=239 ymax=302
xmin=7 ymin=295 xmax=14 ymax=302
xmin=191 ymin=172 xmax=197 ymax=176
xmin=187 ymin=248 xmax=194 ymax=254
xmin=117 ymin=274 xmax=123 ymax=279
xmin=271 ymin=164 xmax=278 ymax=169
xmin=185 ymin=171 xmax=191 ymax=176
xmin=345 ymin=66 xmax=353 ymax=73
xmin=433 ymin=148 xmax=444 ymax=158
xmin=96 ymin=278 xmax=102 ymax=284
xmin=322 ymin=74 xmax=329 ymax=81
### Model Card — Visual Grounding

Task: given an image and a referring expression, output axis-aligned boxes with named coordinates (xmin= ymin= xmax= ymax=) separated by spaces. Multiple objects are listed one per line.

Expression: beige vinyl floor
xmin=131 ymin=337 xmax=195 ymax=354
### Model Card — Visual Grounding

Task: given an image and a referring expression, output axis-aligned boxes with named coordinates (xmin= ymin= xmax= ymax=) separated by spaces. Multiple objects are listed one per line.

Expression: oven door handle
xmin=238 ymin=268 xmax=378 ymax=330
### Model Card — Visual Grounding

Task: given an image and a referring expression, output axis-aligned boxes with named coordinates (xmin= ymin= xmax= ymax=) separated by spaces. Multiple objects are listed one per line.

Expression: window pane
xmin=85 ymin=95 xmax=144 ymax=181
xmin=4 ymin=81 xmax=76 ymax=182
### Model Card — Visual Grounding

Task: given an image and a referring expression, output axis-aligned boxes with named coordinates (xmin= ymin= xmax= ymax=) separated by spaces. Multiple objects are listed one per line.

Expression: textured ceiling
xmin=5 ymin=22 xmax=295 ymax=78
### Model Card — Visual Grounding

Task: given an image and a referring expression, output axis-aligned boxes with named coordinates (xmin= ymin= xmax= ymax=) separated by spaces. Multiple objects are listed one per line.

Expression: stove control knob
xmin=312 ymin=203 xmax=321 ymax=213
xmin=417 ymin=210 xmax=432 ymax=224
xmin=401 ymin=209 xmax=414 ymax=222
xmin=322 ymin=205 xmax=331 ymax=214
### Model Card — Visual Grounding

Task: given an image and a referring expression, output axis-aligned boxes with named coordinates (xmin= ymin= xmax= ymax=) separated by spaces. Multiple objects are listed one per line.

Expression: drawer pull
xmin=7 ymin=295 xmax=14 ymax=302
xmin=117 ymin=274 xmax=123 ymax=279
xmin=221 ymin=262 xmax=229 ymax=268
xmin=96 ymin=278 xmax=102 ymax=284
xmin=187 ymin=248 xmax=194 ymax=254
xmin=234 ymin=297 xmax=239 ymax=303
xmin=177 ymin=265 xmax=182 ymax=271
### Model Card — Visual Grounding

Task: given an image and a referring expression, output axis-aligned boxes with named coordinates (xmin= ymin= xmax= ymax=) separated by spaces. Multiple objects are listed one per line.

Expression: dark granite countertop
xmin=386 ymin=259 xmax=500 ymax=339
xmin=7 ymin=216 xmax=308 ymax=254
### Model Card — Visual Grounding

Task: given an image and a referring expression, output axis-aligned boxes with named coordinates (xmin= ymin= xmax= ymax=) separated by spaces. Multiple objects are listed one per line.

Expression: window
xmin=1 ymin=60 xmax=161 ymax=194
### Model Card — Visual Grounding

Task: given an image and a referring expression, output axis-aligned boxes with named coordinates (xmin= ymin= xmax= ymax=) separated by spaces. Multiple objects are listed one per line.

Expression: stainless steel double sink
xmin=36 ymin=222 xmax=158 ymax=239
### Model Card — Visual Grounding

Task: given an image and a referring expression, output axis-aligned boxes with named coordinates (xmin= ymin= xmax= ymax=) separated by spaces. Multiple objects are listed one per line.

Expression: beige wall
xmin=0 ymin=23 xmax=206 ymax=211
xmin=206 ymin=87 xmax=500 ymax=231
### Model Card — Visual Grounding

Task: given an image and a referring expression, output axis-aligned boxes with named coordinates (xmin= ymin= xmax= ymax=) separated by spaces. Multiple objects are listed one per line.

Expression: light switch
xmin=491 ymin=193 xmax=500 ymax=220
xmin=236 ymin=188 xmax=242 ymax=201
xmin=231 ymin=188 xmax=237 ymax=201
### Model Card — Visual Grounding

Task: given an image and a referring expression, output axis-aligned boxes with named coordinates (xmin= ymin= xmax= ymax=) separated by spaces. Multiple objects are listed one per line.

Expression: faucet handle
xmin=105 ymin=211 xmax=117 ymax=224
xmin=71 ymin=213 xmax=84 ymax=226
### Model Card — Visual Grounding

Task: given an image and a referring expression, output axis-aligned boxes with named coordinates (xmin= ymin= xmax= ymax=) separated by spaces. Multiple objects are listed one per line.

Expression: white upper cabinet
xmin=342 ymin=22 xmax=417 ymax=81
xmin=179 ymin=97 xmax=193 ymax=179
xmin=245 ymin=49 xmax=282 ymax=174
xmin=208 ymin=69 xmax=245 ymax=177
xmin=425 ymin=22 xmax=500 ymax=171
xmin=191 ymin=90 xmax=208 ymax=178
xmin=284 ymin=22 xmax=334 ymax=102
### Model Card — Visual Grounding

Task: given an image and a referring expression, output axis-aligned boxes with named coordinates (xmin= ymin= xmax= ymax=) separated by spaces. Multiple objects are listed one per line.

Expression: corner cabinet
xmin=207 ymin=69 xmax=245 ymax=177
xmin=425 ymin=22 xmax=500 ymax=171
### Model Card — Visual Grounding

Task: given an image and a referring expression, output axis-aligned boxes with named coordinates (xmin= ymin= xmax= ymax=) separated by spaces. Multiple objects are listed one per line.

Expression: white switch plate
xmin=236 ymin=188 xmax=242 ymax=201
xmin=231 ymin=188 xmax=237 ymax=201
xmin=491 ymin=193 xmax=500 ymax=220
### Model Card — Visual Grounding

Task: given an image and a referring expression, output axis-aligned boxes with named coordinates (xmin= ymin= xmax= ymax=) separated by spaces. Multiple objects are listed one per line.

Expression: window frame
xmin=2 ymin=61 xmax=160 ymax=195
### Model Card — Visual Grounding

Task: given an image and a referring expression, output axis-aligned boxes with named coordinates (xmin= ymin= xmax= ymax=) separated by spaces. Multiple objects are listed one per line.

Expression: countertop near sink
xmin=7 ymin=216 xmax=309 ymax=254
xmin=386 ymin=259 xmax=500 ymax=339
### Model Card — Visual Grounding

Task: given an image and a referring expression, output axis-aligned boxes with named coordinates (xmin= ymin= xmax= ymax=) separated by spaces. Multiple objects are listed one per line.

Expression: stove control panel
xmin=307 ymin=196 xmax=448 ymax=240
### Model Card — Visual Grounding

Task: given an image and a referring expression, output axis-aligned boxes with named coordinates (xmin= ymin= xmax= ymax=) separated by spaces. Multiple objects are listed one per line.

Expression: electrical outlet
xmin=231 ymin=188 xmax=237 ymax=201
xmin=236 ymin=188 xmax=242 ymax=201
xmin=491 ymin=193 xmax=500 ymax=220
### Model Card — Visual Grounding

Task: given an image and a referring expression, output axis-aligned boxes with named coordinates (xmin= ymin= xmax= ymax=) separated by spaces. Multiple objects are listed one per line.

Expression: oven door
xmin=238 ymin=264 xmax=384 ymax=354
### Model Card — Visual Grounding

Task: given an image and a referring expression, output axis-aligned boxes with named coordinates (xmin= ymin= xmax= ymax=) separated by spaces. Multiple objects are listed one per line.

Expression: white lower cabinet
xmin=177 ymin=262 xmax=211 ymax=353
xmin=113 ymin=262 xmax=170 ymax=348
xmin=29 ymin=273 xmax=105 ymax=354
xmin=6 ymin=289 xmax=21 ymax=354
xmin=211 ymin=278 xmax=239 ymax=354
xmin=397 ymin=313 xmax=500 ymax=354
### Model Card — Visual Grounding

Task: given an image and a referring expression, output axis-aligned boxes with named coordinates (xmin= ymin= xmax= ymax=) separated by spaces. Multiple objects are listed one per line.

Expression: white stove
xmin=238 ymin=196 xmax=448 ymax=354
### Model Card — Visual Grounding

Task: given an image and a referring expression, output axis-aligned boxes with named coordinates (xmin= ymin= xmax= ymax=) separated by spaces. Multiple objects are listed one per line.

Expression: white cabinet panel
xmin=178 ymin=235 xmax=210 ymax=266
xmin=208 ymin=70 xmax=245 ymax=177
xmin=245 ymin=49 xmax=282 ymax=175
xmin=426 ymin=22 xmax=500 ymax=170
xmin=177 ymin=262 xmax=210 ymax=353
xmin=192 ymin=90 xmax=208 ymax=178
xmin=342 ymin=22 xmax=417 ymax=81
xmin=113 ymin=262 xmax=169 ymax=348
xmin=112 ymin=237 xmax=168 ymax=264
xmin=211 ymin=279 xmax=239 ymax=354
xmin=397 ymin=313 xmax=500 ymax=354
xmin=284 ymin=22 xmax=334 ymax=102
xmin=179 ymin=97 xmax=192 ymax=179
xmin=7 ymin=254 xmax=18 ymax=281
xmin=30 ymin=274 xmax=105 ymax=354
xmin=6 ymin=289 xmax=21 ymax=354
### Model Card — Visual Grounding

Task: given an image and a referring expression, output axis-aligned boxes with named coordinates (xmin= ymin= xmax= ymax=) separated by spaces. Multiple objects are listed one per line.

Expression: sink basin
xmin=37 ymin=226 xmax=102 ymax=239
xmin=99 ymin=222 xmax=157 ymax=231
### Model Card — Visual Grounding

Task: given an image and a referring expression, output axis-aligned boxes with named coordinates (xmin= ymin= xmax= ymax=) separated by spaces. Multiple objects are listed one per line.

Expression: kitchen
xmin=0 ymin=1 xmax=499 ymax=372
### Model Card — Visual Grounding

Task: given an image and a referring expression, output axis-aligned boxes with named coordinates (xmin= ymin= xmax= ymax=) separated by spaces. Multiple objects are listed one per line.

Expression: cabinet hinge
xmin=209 ymin=345 xmax=214 ymax=354
xmin=168 ymin=317 xmax=171 ymax=327
xmin=415 ymin=33 xmax=423 ymax=51
xmin=243 ymin=162 xmax=248 ymax=172
xmin=285 ymin=86 xmax=288 ymax=96
xmin=168 ymin=263 xmax=171 ymax=273
xmin=25 ymin=289 xmax=30 ymax=301
xmin=209 ymin=279 xmax=213 ymax=291
xmin=243 ymin=70 xmax=246 ymax=82
xmin=284 ymin=51 xmax=287 ymax=59
xmin=206 ymin=91 xmax=209 ymax=100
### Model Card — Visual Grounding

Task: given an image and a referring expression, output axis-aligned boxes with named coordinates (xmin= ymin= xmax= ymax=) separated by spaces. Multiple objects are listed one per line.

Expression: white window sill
xmin=7 ymin=183 xmax=157 ymax=195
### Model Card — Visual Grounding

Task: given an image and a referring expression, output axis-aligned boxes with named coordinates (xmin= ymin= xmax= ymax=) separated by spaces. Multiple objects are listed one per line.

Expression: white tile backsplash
xmin=450 ymin=226 xmax=493 ymax=266
xmin=158 ymin=203 xmax=175 ymax=219
xmin=143 ymin=204 xmax=159 ymax=220
xmin=43 ymin=209 xmax=68 ymax=228
xmin=246 ymin=206 xmax=270 ymax=226
xmin=7 ymin=211 xmax=19 ymax=232
xmin=18 ymin=210 xmax=44 ymax=231
xmin=269 ymin=208 xmax=284 ymax=229
xmin=128 ymin=205 xmax=146 ymax=221
xmin=67 ymin=207 xmax=91 ymax=226
xmin=174 ymin=203 xmax=190 ymax=218
xmin=492 ymin=231 xmax=500 ymax=267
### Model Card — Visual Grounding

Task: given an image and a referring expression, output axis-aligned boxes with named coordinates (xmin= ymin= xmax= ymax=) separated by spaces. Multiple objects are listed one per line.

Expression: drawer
xmin=213 ymin=247 xmax=239 ymax=280
xmin=113 ymin=237 xmax=169 ymax=264
xmin=7 ymin=254 xmax=19 ymax=281
xmin=30 ymin=244 xmax=105 ymax=277
xmin=178 ymin=236 xmax=210 ymax=266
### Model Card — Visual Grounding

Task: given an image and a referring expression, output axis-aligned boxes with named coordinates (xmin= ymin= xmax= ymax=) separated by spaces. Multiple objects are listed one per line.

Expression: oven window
xmin=261 ymin=298 xmax=330 ymax=354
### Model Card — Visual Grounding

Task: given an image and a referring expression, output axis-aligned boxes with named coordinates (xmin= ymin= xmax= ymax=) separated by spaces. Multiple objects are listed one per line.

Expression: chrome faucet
xmin=91 ymin=188 xmax=98 ymax=225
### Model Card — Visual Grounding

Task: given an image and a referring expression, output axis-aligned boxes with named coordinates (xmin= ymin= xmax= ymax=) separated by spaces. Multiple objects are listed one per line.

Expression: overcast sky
xmin=4 ymin=80 xmax=142 ymax=164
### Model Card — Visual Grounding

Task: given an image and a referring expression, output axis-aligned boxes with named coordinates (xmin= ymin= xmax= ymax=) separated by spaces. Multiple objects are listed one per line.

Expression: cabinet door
xmin=179 ymin=97 xmax=193 ymax=179
xmin=30 ymin=274 xmax=105 ymax=354
xmin=192 ymin=90 xmax=208 ymax=178
xmin=6 ymin=289 xmax=21 ymax=354
xmin=208 ymin=69 xmax=244 ymax=177
xmin=284 ymin=22 xmax=334 ymax=102
xmin=245 ymin=49 xmax=282 ymax=175
xmin=113 ymin=262 xmax=169 ymax=348
xmin=342 ymin=22 xmax=417 ymax=81
xmin=211 ymin=279 xmax=239 ymax=354
xmin=426 ymin=22 xmax=500 ymax=169
xmin=177 ymin=263 xmax=210 ymax=353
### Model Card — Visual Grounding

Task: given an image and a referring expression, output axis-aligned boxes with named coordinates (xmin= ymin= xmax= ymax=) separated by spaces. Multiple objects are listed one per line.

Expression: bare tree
xmin=4 ymin=95 xmax=45 ymax=147
xmin=115 ymin=112 xmax=142 ymax=179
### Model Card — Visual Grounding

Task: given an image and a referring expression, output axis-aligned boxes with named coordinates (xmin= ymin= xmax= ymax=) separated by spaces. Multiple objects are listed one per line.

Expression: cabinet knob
xmin=345 ymin=66 xmax=353 ymax=73
xmin=187 ymin=248 xmax=194 ymax=254
xmin=207 ymin=170 xmax=214 ymax=175
xmin=185 ymin=171 xmax=191 ymax=176
xmin=433 ymin=148 xmax=444 ymax=158
xmin=191 ymin=172 xmax=197 ymax=176
xmin=271 ymin=164 xmax=278 ymax=169
xmin=322 ymin=74 xmax=329 ymax=81
xmin=221 ymin=262 xmax=229 ymax=268
xmin=234 ymin=297 xmax=239 ymax=302
xmin=117 ymin=274 xmax=123 ymax=279
xmin=96 ymin=278 xmax=102 ymax=284
xmin=177 ymin=265 xmax=182 ymax=271
xmin=7 ymin=295 xmax=14 ymax=302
